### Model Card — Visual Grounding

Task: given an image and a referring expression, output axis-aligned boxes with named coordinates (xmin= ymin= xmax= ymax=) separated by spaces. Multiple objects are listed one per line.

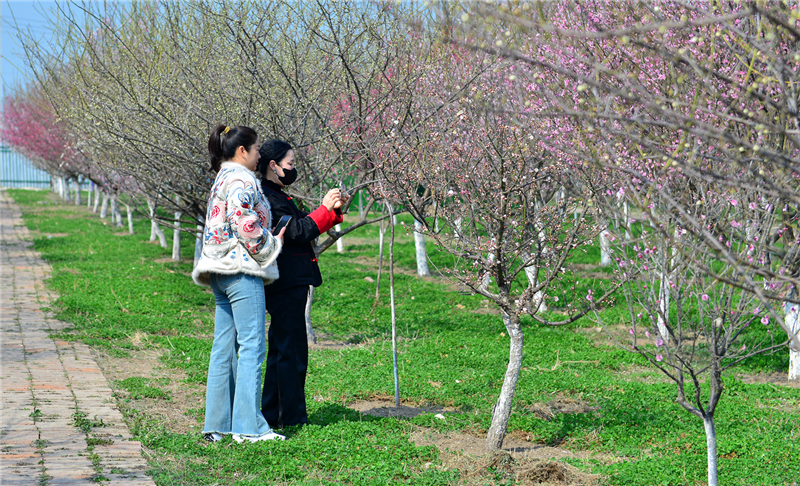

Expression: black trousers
xmin=261 ymin=285 xmax=309 ymax=427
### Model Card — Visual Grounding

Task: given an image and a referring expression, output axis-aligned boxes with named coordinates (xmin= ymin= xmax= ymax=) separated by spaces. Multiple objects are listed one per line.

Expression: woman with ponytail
xmin=192 ymin=125 xmax=286 ymax=443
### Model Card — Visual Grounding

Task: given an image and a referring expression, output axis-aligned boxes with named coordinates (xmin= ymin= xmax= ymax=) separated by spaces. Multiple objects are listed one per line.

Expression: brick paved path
xmin=1 ymin=190 xmax=155 ymax=485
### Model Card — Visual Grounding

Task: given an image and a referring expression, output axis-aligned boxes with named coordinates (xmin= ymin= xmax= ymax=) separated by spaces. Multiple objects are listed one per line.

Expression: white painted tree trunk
xmin=657 ymin=271 xmax=670 ymax=343
xmin=172 ymin=197 xmax=182 ymax=261
xmin=146 ymin=198 xmax=167 ymax=248
xmin=599 ymin=229 xmax=612 ymax=266
xmin=87 ymin=184 xmax=92 ymax=208
xmin=623 ymin=201 xmax=632 ymax=239
xmin=413 ymin=220 xmax=430 ymax=276
xmin=480 ymin=252 xmax=495 ymax=292
xmin=358 ymin=190 xmax=364 ymax=220
xmin=335 ymin=224 xmax=344 ymax=253
xmin=703 ymin=415 xmax=719 ymax=486
xmin=524 ymin=266 xmax=547 ymax=313
xmin=99 ymin=193 xmax=109 ymax=219
xmin=93 ymin=185 xmax=101 ymax=213
xmin=126 ymin=204 xmax=134 ymax=234
xmin=785 ymin=300 xmax=800 ymax=382
xmin=486 ymin=312 xmax=524 ymax=450
xmin=454 ymin=216 xmax=462 ymax=239
xmin=305 ymin=285 xmax=317 ymax=345
xmin=74 ymin=180 xmax=81 ymax=206
xmin=112 ymin=196 xmax=123 ymax=228
xmin=194 ymin=215 xmax=204 ymax=267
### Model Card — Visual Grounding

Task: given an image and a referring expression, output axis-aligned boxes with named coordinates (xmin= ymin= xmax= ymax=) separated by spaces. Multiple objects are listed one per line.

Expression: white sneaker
xmin=232 ymin=431 xmax=285 ymax=443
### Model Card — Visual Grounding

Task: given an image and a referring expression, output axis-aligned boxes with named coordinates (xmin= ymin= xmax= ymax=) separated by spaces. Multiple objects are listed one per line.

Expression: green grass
xmin=9 ymin=188 xmax=800 ymax=486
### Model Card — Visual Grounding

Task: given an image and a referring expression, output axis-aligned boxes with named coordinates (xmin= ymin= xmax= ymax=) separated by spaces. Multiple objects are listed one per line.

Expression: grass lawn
xmin=8 ymin=188 xmax=800 ymax=486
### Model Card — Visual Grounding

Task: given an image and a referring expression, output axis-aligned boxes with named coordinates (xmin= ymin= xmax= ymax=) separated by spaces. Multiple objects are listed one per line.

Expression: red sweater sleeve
xmin=308 ymin=205 xmax=343 ymax=234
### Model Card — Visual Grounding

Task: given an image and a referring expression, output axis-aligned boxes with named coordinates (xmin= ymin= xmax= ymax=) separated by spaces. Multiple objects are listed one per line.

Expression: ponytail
xmin=208 ymin=124 xmax=258 ymax=172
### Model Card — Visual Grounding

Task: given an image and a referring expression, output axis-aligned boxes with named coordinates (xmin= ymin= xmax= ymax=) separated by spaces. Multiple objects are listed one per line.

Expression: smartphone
xmin=273 ymin=215 xmax=292 ymax=235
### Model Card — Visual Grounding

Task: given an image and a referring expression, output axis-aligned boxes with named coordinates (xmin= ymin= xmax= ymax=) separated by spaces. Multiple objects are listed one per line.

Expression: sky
xmin=0 ymin=1 xmax=92 ymax=103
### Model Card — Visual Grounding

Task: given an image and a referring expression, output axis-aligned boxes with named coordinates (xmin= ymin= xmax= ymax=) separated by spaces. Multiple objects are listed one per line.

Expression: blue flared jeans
xmin=203 ymin=273 xmax=272 ymax=437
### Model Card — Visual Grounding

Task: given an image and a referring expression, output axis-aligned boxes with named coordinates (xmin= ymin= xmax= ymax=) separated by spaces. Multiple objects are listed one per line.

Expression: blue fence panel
xmin=0 ymin=145 xmax=52 ymax=189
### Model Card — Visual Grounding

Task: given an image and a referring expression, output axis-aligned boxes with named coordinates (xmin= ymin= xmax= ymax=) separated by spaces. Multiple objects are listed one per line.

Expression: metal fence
xmin=0 ymin=145 xmax=52 ymax=189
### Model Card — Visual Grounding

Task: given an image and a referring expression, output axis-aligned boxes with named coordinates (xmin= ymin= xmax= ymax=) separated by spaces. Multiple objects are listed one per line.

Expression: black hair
xmin=257 ymin=139 xmax=293 ymax=177
xmin=207 ymin=124 xmax=258 ymax=172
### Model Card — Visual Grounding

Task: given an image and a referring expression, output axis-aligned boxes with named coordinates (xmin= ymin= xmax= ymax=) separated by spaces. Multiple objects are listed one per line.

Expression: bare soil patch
xmin=735 ymin=371 xmax=800 ymax=389
xmin=153 ymin=257 xmax=179 ymax=263
xmin=525 ymin=395 xmax=599 ymax=421
xmin=93 ymin=346 xmax=204 ymax=435
xmin=349 ymin=398 xmax=612 ymax=484
xmin=348 ymin=398 xmax=457 ymax=419
xmin=310 ymin=337 xmax=355 ymax=351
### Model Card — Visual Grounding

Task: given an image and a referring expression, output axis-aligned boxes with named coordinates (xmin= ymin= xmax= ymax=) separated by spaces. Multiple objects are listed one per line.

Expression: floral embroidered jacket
xmin=192 ymin=162 xmax=282 ymax=286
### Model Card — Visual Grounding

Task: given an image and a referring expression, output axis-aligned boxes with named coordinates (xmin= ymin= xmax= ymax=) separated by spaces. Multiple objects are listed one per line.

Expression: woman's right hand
xmin=322 ymin=188 xmax=341 ymax=211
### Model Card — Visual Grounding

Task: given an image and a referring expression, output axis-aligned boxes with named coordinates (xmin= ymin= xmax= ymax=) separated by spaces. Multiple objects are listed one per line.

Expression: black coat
xmin=261 ymin=180 xmax=342 ymax=292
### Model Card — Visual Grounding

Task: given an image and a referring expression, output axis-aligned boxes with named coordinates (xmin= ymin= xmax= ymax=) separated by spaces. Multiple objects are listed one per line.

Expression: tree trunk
xmin=486 ymin=312 xmax=524 ymax=451
xmin=194 ymin=215 xmax=204 ymax=267
xmin=657 ymin=270 xmax=670 ymax=343
xmin=93 ymin=185 xmax=101 ymax=213
xmin=599 ymin=229 xmax=611 ymax=266
xmin=100 ymin=193 xmax=109 ymax=219
xmin=389 ymin=204 xmax=400 ymax=408
xmin=172 ymin=196 xmax=182 ymax=261
xmin=126 ymin=204 xmax=134 ymax=234
xmin=74 ymin=179 xmax=81 ymax=206
xmin=147 ymin=198 xmax=167 ymax=248
xmin=703 ymin=415 xmax=719 ymax=486
xmin=524 ymin=266 xmax=547 ymax=313
xmin=785 ymin=300 xmax=800 ymax=382
xmin=305 ymin=285 xmax=317 ymax=345
xmin=413 ymin=220 xmax=430 ymax=276
xmin=358 ymin=190 xmax=364 ymax=220
xmin=112 ymin=196 xmax=123 ymax=228
xmin=87 ymin=184 xmax=93 ymax=208
xmin=335 ymin=224 xmax=344 ymax=253
xmin=623 ymin=201 xmax=632 ymax=239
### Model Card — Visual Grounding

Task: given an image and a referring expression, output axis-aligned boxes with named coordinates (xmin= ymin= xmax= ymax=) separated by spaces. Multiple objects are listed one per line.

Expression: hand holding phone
xmin=273 ymin=215 xmax=292 ymax=236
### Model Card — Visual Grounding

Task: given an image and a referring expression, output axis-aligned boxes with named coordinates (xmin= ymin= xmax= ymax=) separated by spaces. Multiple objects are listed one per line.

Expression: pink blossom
xmin=628 ymin=329 xmax=634 ymax=335
xmin=729 ymin=199 xmax=737 ymax=206
xmin=656 ymin=339 xmax=664 ymax=347
xmin=701 ymin=294 xmax=709 ymax=301
xmin=761 ymin=316 xmax=769 ymax=325
xmin=656 ymin=355 xmax=663 ymax=362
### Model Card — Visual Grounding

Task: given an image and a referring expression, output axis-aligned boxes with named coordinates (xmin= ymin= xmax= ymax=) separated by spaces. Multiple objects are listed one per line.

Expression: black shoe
xmin=204 ymin=432 xmax=223 ymax=443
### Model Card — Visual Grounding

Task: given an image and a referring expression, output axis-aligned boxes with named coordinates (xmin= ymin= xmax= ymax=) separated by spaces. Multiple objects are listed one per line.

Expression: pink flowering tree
xmin=440 ymin=1 xmax=800 ymax=483
xmin=368 ymin=37 xmax=618 ymax=450
xmin=0 ymin=84 xmax=84 ymax=194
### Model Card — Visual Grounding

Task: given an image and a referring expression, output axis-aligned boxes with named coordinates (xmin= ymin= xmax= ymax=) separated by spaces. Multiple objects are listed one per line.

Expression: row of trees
xmin=3 ymin=2 xmax=799 ymax=483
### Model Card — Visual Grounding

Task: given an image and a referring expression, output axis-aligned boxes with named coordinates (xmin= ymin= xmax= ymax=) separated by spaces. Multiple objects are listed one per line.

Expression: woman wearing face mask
xmin=193 ymin=125 xmax=286 ymax=443
xmin=257 ymin=139 xmax=346 ymax=428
